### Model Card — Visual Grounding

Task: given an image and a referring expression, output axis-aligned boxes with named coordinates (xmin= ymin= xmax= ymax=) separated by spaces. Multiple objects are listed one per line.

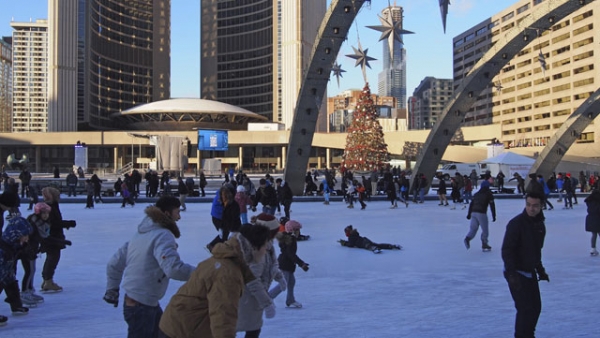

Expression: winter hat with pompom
xmin=255 ymin=213 xmax=279 ymax=231
xmin=285 ymin=220 xmax=302 ymax=232
xmin=236 ymin=185 xmax=246 ymax=193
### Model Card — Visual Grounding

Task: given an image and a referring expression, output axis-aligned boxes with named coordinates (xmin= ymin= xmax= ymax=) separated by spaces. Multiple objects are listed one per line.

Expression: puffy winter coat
xmin=276 ymin=232 xmax=306 ymax=273
xmin=585 ymin=190 xmax=600 ymax=233
xmin=105 ymin=206 xmax=194 ymax=307
xmin=159 ymin=235 xmax=256 ymax=338
xmin=501 ymin=209 xmax=546 ymax=274
xmin=236 ymin=240 xmax=282 ymax=332
xmin=0 ymin=217 xmax=31 ymax=284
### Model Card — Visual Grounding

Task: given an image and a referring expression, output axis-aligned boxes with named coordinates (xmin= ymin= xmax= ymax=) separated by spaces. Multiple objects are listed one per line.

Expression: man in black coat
xmin=275 ymin=178 xmax=294 ymax=219
xmin=501 ymin=192 xmax=549 ymax=338
xmin=253 ymin=178 xmax=278 ymax=215
xmin=18 ymin=168 xmax=32 ymax=198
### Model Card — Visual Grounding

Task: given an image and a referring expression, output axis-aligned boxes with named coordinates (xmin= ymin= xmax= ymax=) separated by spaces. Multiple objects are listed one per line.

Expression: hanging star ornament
xmin=331 ymin=62 xmax=346 ymax=88
xmin=439 ymin=0 xmax=451 ymax=33
xmin=345 ymin=42 xmax=377 ymax=83
xmin=366 ymin=13 xmax=414 ymax=44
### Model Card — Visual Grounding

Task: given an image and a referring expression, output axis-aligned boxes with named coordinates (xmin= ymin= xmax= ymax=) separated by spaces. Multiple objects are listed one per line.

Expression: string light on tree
xmin=341 ymin=83 xmax=390 ymax=172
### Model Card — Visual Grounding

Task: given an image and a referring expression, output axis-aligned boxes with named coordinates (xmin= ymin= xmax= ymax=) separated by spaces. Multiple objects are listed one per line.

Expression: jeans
xmin=282 ymin=270 xmax=297 ymax=306
xmin=281 ymin=199 xmax=292 ymax=218
xmin=240 ymin=212 xmax=248 ymax=225
xmin=68 ymin=185 xmax=76 ymax=197
xmin=262 ymin=205 xmax=275 ymax=215
xmin=123 ymin=297 xmax=163 ymax=338
xmin=466 ymin=212 xmax=489 ymax=245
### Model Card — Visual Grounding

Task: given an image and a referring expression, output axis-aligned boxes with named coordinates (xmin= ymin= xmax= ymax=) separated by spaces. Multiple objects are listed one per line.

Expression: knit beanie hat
xmin=255 ymin=213 xmax=279 ymax=231
xmin=285 ymin=220 xmax=302 ymax=232
xmin=236 ymin=185 xmax=246 ymax=193
xmin=344 ymin=225 xmax=353 ymax=236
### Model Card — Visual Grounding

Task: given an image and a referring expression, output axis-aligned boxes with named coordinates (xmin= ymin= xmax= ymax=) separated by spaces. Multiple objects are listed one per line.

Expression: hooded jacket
xmin=105 ymin=206 xmax=194 ymax=307
xmin=0 ymin=217 xmax=31 ymax=284
xmin=276 ymin=232 xmax=306 ymax=273
xmin=159 ymin=234 xmax=256 ymax=338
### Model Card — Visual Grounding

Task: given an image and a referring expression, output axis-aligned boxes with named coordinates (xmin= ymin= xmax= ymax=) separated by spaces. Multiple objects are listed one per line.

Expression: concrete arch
xmin=284 ymin=0 xmax=367 ymax=195
xmin=410 ymin=0 xmax=592 ymax=192
xmin=527 ymin=88 xmax=600 ymax=182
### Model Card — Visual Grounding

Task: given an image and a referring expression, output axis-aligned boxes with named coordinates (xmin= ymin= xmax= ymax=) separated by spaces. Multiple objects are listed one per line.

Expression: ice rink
xmin=1 ymin=195 xmax=597 ymax=337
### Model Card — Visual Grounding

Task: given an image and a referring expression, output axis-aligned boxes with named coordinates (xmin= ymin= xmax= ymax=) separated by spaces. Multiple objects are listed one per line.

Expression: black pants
xmin=86 ymin=195 xmax=94 ymax=208
xmin=21 ymin=183 xmax=29 ymax=198
xmin=506 ymin=273 xmax=541 ymax=338
xmin=200 ymin=186 xmax=205 ymax=197
xmin=42 ymin=248 xmax=61 ymax=281
xmin=28 ymin=193 xmax=39 ymax=210
xmin=20 ymin=257 xmax=35 ymax=291
xmin=245 ymin=329 xmax=261 ymax=338
xmin=0 ymin=280 xmax=23 ymax=309
xmin=281 ymin=199 xmax=292 ymax=218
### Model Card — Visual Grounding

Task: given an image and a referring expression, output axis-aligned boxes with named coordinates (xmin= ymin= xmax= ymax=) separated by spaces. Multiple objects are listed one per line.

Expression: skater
xmin=496 ymin=171 xmax=506 ymax=192
xmin=199 ymin=171 xmax=207 ymax=197
xmin=91 ymin=174 xmax=104 ymax=203
xmin=253 ymin=179 xmax=278 ymax=215
xmin=85 ymin=179 xmax=94 ymax=209
xmin=436 ymin=173 xmax=448 ymax=206
xmin=508 ymin=173 xmax=526 ymax=196
xmin=0 ymin=216 xmax=32 ymax=322
xmin=104 ymin=196 xmax=195 ymax=338
xmin=462 ymin=175 xmax=473 ymax=206
xmin=158 ymin=224 xmax=271 ymax=338
xmin=235 ymin=185 xmax=253 ymax=225
xmin=207 ymin=185 xmax=241 ymax=251
xmin=66 ymin=171 xmax=78 ymax=197
xmin=501 ymin=192 xmax=549 ymax=338
xmin=585 ymin=189 xmax=600 ymax=256
xmin=177 ymin=177 xmax=188 ymax=211
xmin=40 ymin=187 xmax=75 ymax=293
xmin=321 ymin=178 xmax=332 ymax=205
xmin=18 ymin=168 xmax=31 ymax=199
xmin=537 ymin=175 xmax=554 ymax=211
xmin=346 ymin=179 xmax=356 ymax=208
xmin=274 ymin=220 xmax=309 ymax=308
xmin=275 ymin=178 xmax=293 ymax=219
xmin=356 ymin=181 xmax=367 ymax=210
xmin=562 ymin=173 xmax=574 ymax=209
xmin=26 ymin=185 xmax=39 ymax=211
xmin=120 ymin=181 xmax=135 ymax=208
xmin=338 ymin=225 xmax=402 ymax=253
xmin=114 ymin=177 xmax=123 ymax=197
xmin=464 ymin=176 xmax=496 ymax=251
xmin=22 ymin=203 xmax=59 ymax=306
xmin=449 ymin=177 xmax=460 ymax=209
xmin=235 ymin=213 xmax=283 ymax=337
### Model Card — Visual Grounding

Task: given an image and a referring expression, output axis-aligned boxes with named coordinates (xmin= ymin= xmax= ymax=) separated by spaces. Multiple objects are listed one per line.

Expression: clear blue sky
xmin=0 ymin=0 xmax=514 ymax=100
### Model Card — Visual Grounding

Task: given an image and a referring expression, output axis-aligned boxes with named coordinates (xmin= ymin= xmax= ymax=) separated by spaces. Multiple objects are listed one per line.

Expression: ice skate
xmin=461 ymin=205 xmax=467 ymax=210
xmin=591 ymin=248 xmax=599 ymax=256
xmin=450 ymin=205 xmax=456 ymax=210
xmin=392 ymin=244 xmax=402 ymax=250
xmin=347 ymin=204 xmax=354 ymax=209
xmin=0 ymin=315 xmax=7 ymax=326
xmin=482 ymin=244 xmax=492 ymax=252
xmin=371 ymin=247 xmax=382 ymax=254
xmin=463 ymin=237 xmax=471 ymax=250
xmin=361 ymin=205 xmax=366 ymax=210
xmin=30 ymin=291 xmax=44 ymax=303
xmin=41 ymin=279 xmax=63 ymax=293
xmin=10 ymin=306 xmax=29 ymax=316
xmin=286 ymin=301 xmax=303 ymax=308
xmin=390 ymin=204 xmax=397 ymax=209
xmin=20 ymin=291 xmax=39 ymax=307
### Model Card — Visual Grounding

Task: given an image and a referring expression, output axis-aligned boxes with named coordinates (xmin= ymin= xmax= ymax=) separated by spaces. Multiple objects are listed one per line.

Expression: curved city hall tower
xmin=377 ymin=5 xmax=408 ymax=110
xmin=201 ymin=0 xmax=326 ymax=130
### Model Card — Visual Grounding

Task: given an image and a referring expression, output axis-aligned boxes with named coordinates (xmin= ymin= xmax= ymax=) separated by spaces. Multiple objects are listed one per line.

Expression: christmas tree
xmin=341 ymin=83 xmax=390 ymax=172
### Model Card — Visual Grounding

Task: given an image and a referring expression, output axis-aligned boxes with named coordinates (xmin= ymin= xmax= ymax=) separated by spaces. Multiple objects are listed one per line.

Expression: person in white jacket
xmin=103 ymin=196 xmax=195 ymax=338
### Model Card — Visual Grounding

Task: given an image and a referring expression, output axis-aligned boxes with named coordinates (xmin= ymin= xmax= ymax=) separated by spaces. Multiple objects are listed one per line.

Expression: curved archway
xmin=410 ymin=0 xmax=591 ymax=192
xmin=528 ymin=88 xmax=600 ymax=182
xmin=284 ymin=0 xmax=367 ymax=195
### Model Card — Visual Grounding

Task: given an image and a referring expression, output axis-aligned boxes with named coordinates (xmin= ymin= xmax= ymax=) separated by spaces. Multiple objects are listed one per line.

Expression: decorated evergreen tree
xmin=341 ymin=83 xmax=390 ymax=172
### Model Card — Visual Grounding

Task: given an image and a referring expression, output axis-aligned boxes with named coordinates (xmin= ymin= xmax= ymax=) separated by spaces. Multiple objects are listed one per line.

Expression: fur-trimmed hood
xmin=275 ymin=231 xmax=294 ymax=245
xmin=231 ymin=232 xmax=264 ymax=265
xmin=139 ymin=206 xmax=181 ymax=238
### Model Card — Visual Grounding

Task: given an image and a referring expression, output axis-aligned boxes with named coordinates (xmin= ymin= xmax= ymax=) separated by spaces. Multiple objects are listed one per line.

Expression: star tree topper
xmin=345 ymin=42 xmax=377 ymax=83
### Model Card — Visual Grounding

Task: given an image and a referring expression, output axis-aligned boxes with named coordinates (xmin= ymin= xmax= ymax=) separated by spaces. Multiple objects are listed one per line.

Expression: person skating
xmin=338 ymin=225 xmax=402 ymax=254
xmin=274 ymin=220 xmax=309 ymax=308
xmin=501 ymin=192 xmax=549 ymax=338
xmin=0 ymin=216 xmax=33 ymax=323
xmin=104 ymin=196 xmax=195 ymax=338
xmin=464 ymin=175 xmax=496 ymax=252
xmin=158 ymin=224 xmax=271 ymax=338
xmin=275 ymin=178 xmax=293 ymax=219
xmin=584 ymin=189 xmax=600 ymax=256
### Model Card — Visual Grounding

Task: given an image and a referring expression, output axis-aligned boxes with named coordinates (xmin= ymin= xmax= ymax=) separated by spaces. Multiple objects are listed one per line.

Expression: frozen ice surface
xmin=1 ymin=197 xmax=597 ymax=337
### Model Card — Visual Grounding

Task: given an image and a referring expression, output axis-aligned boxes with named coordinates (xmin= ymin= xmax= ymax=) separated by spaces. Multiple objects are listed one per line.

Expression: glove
xmin=537 ymin=268 xmax=550 ymax=282
xmin=103 ymin=289 xmax=119 ymax=307
xmin=264 ymin=303 xmax=276 ymax=319
xmin=504 ymin=272 xmax=521 ymax=291
xmin=466 ymin=214 xmax=471 ymax=220
xmin=301 ymin=263 xmax=309 ymax=272
xmin=64 ymin=240 xmax=72 ymax=246
xmin=277 ymin=277 xmax=287 ymax=292
xmin=338 ymin=239 xmax=348 ymax=246
xmin=62 ymin=220 xmax=77 ymax=229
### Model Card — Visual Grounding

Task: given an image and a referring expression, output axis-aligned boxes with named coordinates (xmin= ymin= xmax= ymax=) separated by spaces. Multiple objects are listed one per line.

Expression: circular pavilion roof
xmin=114 ymin=98 xmax=269 ymax=131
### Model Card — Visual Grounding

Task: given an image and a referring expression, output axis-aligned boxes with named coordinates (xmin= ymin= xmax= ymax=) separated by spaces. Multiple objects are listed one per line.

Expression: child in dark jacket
xmin=338 ymin=225 xmax=402 ymax=253
xmin=274 ymin=220 xmax=309 ymax=308
xmin=0 ymin=216 xmax=33 ymax=324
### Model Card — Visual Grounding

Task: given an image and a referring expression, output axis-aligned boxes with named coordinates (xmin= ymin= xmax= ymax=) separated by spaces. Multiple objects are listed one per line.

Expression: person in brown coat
xmin=159 ymin=224 xmax=271 ymax=338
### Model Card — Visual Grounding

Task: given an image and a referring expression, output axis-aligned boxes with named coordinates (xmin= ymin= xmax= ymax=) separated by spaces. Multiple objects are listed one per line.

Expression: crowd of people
xmin=1 ymin=165 xmax=600 ymax=336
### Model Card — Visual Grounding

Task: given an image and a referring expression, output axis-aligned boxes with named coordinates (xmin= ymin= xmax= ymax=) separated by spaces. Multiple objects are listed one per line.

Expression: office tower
xmin=0 ymin=37 xmax=11 ymax=133
xmin=410 ymin=77 xmax=453 ymax=130
xmin=377 ymin=5 xmax=408 ymax=110
xmin=10 ymin=19 xmax=48 ymax=133
xmin=454 ymin=1 xmax=598 ymax=148
xmin=81 ymin=0 xmax=171 ymax=129
xmin=48 ymin=0 xmax=78 ymax=131
xmin=200 ymin=0 xmax=326 ymax=130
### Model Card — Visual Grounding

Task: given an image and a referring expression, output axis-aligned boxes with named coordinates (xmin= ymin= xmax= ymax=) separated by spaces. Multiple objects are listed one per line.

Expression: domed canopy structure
xmin=114 ymin=98 xmax=269 ymax=130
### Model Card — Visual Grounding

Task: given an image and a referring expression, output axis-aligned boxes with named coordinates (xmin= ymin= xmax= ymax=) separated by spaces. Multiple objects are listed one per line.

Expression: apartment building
xmin=453 ymin=0 xmax=597 ymax=149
